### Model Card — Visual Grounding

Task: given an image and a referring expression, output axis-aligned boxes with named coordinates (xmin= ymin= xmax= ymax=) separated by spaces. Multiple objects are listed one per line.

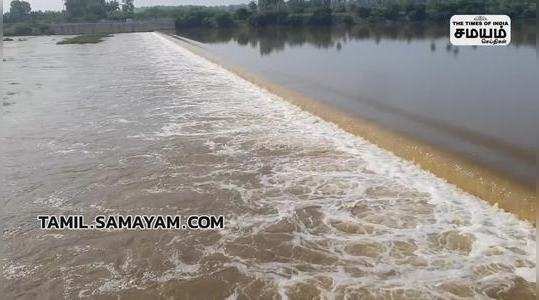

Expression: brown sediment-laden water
xmin=0 ymin=33 xmax=536 ymax=299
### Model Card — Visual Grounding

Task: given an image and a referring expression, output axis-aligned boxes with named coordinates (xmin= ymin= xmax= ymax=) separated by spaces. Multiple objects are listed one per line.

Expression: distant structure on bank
xmin=50 ymin=19 xmax=175 ymax=35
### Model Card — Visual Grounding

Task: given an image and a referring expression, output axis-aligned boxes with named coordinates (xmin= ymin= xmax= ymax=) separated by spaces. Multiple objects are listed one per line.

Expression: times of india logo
xmin=450 ymin=15 xmax=511 ymax=46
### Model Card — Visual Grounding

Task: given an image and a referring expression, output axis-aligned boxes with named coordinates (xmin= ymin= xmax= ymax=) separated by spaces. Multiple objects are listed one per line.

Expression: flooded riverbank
xmin=0 ymin=33 xmax=536 ymax=299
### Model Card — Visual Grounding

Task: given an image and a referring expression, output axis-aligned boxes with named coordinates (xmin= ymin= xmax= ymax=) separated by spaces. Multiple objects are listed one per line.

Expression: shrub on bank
xmin=13 ymin=23 xmax=34 ymax=35
xmin=175 ymin=9 xmax=236 ymax=29
xmin=286 ymin=14 xmax=306 ymax=26
xmin=213 ymin=12 xmax=235 ymax=28
xmin=308 ymin=8 xmax=333 ymax=26
xmin=175 ymin=10 xmax=214 ymax=28
xmin=234 ymin=8 xmax=252 ymax=21
xmin=248 ymin=11 xmax=290 ymax=27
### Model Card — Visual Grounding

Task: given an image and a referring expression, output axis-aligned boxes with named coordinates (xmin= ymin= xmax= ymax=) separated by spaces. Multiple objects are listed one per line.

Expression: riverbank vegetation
xmin=3 ymin=0 xmax=134 ymax=36
xmin=2 ymin=0 xmax=536 ymax=36
xmin=56 ymin=33 xmax=112 ymax=44
xmin=167 ymin=0 xmax=536 ymax=29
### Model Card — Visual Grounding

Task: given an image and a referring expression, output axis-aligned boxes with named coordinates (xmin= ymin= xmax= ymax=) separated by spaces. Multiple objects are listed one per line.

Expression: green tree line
xmin=170 ymin=0 xmax=535 ymax=29
xmin=3 ymin=0 xmax=135 ymax=24
xmin=3 ymin=0 xmax=135 ymax=35
xmin=2 ymin=0 xmax=535 ymax=35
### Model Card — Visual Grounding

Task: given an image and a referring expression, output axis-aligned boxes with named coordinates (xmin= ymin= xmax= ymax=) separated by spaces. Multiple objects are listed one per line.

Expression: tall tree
xmin=65 ymin=0 xmax=120 ymax=21
xmin=122 ymin=0 xmax=134 ymax=18
xmin=105 ymin=0 xmax=120 ymax=13
xmin=9 ymin=0 xmax=32 ymax=22
xmin=288 ymin=0 xmax=306 ymax=13
xmin=258 ymin=0 xmax=285 ymax=11
xmin=248 ymin=0 xmax=258 ymax=11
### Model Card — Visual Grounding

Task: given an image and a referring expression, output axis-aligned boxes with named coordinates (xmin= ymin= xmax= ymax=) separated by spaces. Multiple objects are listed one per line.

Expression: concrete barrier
xmin=51 ymin=19 xmax=175 ymax=35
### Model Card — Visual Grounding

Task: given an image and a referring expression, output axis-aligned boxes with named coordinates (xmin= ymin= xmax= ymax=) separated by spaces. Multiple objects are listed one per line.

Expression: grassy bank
xmin=57 ymin=34 xmax=112 ymax=44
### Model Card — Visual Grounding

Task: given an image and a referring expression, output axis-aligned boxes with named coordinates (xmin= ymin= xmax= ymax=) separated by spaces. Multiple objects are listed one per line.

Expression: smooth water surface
xmin=177 ymin=22 xmax=537 ymax=185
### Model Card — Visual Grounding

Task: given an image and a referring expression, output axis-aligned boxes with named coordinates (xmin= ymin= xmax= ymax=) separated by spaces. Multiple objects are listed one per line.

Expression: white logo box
xmin=450 ymin=15 xmax=511 ymax=46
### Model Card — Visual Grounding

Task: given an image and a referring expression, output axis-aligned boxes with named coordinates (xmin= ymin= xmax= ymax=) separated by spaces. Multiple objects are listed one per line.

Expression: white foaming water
xmin=148 ymin=33 xmax=535 ymax=298
xmin=0 ymin=33 xmax=535 ymax=299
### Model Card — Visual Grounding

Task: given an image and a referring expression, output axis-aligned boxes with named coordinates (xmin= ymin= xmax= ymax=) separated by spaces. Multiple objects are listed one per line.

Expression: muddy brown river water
xmin=0 ymin=33 xmax=536 ymax=299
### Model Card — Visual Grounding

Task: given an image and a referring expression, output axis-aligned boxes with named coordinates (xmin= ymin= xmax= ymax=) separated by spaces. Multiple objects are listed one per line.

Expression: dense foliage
xmin=2 ymin=0 xmax=535 ymax=35
xmin=3 ymin=1 xmax=62 ymax=35
xmin=3 ymin=0 xmax=135 ymax=23
xmin=64 ymin=0 xmax=133 ymax=21
xmin=168 ymin=0 xmax=536 ymax=29
xmin=5 ymin=0 xmax=31 ymax=22
xmin=3 ymin=0 xmax=136 ymax=35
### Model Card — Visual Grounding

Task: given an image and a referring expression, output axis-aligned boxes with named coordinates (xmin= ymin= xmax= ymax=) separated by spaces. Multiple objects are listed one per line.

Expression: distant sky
xmin=2 ymin=0 xmax=247 ymax=12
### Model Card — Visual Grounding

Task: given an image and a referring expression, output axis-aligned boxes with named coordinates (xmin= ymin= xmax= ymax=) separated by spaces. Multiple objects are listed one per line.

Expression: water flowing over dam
xmin=0 ymin=33 xmax=535 ymax=299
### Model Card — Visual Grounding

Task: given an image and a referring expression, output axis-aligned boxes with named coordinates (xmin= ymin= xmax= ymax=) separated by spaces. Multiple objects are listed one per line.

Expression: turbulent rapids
xmin=0 ymin=33 xmax=535 ymax=299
